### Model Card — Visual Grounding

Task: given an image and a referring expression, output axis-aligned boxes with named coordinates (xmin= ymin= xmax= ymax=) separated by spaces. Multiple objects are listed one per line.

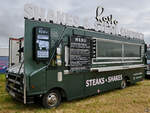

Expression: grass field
xmin=0 ymin=74 xmax=150 ymax=113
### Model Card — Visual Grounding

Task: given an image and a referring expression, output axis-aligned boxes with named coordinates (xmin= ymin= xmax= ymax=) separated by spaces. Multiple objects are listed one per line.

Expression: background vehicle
xmin=9 ymin=38 xmax=24 ymax=67
xmin=146 ymin=46 xmax=150 ymax=78
xmin=0 ymin=63 xmax=7 ymax=73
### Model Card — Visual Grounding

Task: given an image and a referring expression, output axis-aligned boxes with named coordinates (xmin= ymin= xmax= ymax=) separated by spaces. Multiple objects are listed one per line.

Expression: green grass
xmin=0 ymin=74 xmax=6 ymax=94
xmin=0 ymin=74 xmax=150 ymax=113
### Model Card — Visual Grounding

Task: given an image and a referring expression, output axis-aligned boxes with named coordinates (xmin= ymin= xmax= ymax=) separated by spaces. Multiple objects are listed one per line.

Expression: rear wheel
xmin=42 ymin=90 xmax=61 ymax=108
xmin=120 ymin=79 xmax=127 ymax=89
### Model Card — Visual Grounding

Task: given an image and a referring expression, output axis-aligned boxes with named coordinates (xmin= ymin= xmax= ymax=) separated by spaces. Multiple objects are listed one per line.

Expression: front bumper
xmin=6 ymin=73 xmax=34 ymax=104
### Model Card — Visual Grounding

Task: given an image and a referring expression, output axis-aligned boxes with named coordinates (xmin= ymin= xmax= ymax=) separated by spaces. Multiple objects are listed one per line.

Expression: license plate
xmin=9 ymin=91 xmax=15 ymax=97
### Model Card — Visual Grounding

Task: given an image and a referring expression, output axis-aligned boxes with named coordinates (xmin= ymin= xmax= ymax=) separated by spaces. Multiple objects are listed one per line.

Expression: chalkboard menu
xmin=70 ymin=35 xmax=91 ymax=72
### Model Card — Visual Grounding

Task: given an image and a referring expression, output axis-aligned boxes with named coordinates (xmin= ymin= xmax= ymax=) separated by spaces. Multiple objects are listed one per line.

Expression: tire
xmin=120 ymin=79 xmax=127 ymax=89
xmin=42 ymin=90 xmax=61 ymax=108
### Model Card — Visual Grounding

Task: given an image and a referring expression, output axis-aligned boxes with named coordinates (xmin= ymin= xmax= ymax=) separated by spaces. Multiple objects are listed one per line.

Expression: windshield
xmin=147 ymin=50 xmax=150 ymax=60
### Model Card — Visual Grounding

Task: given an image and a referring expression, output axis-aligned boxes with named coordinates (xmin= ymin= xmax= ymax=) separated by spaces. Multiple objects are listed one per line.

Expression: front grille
xmin=6 ymin=73 xmax=24 ymax=99
xmin=6 ymin=73 xmax=35 ymax=104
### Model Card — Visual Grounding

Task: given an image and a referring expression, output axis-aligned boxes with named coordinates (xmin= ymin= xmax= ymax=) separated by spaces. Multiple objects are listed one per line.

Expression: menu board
xmin=70 ymin=35 xmax=91 ymax=72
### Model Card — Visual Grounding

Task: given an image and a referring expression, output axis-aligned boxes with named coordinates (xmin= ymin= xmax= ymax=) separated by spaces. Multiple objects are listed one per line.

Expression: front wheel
xmin=42 ymin=90 xmax=61 ymax=108
xmin=120 ymin=79 xmax=127 ymax=89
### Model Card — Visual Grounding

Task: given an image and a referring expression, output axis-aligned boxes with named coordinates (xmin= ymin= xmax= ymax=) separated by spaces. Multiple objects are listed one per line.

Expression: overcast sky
xmin=0 ymin=0 xmax=150 ymax=48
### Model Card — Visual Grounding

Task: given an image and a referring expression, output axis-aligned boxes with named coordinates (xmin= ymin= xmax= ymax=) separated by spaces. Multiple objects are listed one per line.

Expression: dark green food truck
xmin=6 ymin=19 xmax=146 ymax=108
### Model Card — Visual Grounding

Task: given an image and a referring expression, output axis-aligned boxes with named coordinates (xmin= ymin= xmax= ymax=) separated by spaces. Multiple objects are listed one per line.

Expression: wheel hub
xmin=47 ymin=93 xmax=58 ymax=107
xmin=121 ymin=80 xmax=126 ymax=89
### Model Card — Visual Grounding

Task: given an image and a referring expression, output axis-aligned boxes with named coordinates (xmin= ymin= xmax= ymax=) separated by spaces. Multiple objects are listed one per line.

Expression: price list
xmin=70 ymin=35 xmax=91 ymax=72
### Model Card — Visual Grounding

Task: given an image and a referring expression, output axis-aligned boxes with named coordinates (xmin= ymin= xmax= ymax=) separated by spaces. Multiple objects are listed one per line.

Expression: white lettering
xmin=24 ymin=4 xmax=144 ymax=40
xmin=24 ymin=4 xmax=34 ymax=19
xmin=34 ymin=6 xmax=46 ymax=21
xmin=86 ymin=78 xmax=105 ymax=87
xmin=85 ymin=75 xmax=122 ymax=87
xmin=83 ymin=18 xmax=91 ymax=29
xmin=73 ymin=16 xmax=80 ymax=27
xmin=135 ymin=76 xmax=142 ymax=79
xmin=57 ymin=11 xmax=66 ymax=24
xmin=37 ymin=7 xmax=46 ymax=21
xmin=101 ymin=78 xmax=105 ymax=84
xmin=46 ymin=9 xmax=56 ymax=22
xmin=93 ymin=79 xmax=96 ymax=86
xmin=133 ymin=72 xmax=142 ymax=76
xmin=86 ymin=80 xmax=89 ymax=87
xmin=65 ymin=14 xmax=74 ymax=26
xmin=33 ymin=5 xmax=39 ymax=20
xmin=108 ymin=75 xmax=122 ymax=83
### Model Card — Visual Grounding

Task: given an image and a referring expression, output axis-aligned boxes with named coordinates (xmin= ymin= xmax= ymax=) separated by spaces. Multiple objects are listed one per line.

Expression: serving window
xmin=124 ymin=44 xmax=141 ymax=57
xmin=96 ymin=40 xmax=122 ymax=57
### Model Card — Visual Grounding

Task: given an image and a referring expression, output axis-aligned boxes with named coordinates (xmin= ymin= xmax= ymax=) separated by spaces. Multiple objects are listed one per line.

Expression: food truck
xmin=6 ymin=5 xmax=146 ymax=108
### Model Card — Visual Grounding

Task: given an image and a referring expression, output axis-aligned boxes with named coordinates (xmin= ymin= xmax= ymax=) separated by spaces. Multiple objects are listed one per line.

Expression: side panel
xmin=127 ymin=68 xmax=145 ymax=83
xmin=63 ymin=73 xmax=84 ymax=100
xmin=46 ymin=70 xmax=84 ymax=100
xmin=84 ymin=68 xmax=145 ymax=97
xmin=84 ymin=71 xmax=122 ymax=96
